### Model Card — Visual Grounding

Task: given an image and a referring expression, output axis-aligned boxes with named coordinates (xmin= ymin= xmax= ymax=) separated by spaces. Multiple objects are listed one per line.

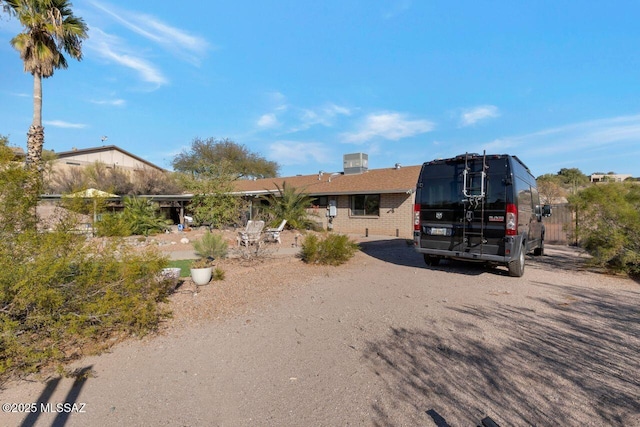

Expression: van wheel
xmin=424 ymin=255 xmax=440 ymax=266
xmin=508 ymin=248 xmax=525 ymax=277
xmin=533 ymin=240 xmax=544 ymax=256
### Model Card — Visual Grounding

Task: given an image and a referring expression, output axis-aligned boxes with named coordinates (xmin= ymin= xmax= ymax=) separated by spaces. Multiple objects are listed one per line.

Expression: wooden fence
xmin=543 ymin=204 xmax=574 ymax=245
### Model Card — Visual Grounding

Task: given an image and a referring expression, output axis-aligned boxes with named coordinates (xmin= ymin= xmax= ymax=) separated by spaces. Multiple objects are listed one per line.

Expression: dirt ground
xmin=1 ymin=235 xmax=639 ymax=427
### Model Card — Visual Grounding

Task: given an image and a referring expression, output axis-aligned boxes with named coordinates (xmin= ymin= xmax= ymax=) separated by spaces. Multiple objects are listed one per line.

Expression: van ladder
xmin=462 ymin=152 xmax=488 ymax=250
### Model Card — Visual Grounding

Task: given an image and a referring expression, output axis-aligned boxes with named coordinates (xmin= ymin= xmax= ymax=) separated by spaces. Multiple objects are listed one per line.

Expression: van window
xmin=419 ymin=165 xmax=507 ymax=209
xmin=515 ymin=176 xmax=533 ymax=213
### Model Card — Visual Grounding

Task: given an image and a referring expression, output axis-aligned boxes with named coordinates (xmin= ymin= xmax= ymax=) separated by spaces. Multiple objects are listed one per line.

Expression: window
xmin=311 ymin=195 xmax=328 ymax=208
xmin=350 ymin=194 xmax=380 ymax=216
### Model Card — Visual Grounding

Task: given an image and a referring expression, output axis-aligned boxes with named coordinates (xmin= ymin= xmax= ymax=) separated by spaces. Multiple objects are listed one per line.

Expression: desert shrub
xmin=95 ymin=212 xmax=132 ymax=237
xmin=570 ymin=182 xmax=640 ymax=277
xmin=300 ymin=233 xmax=359 ymax=266
xmin=0 ymin=231 xmax=172 ymax=379
xmin=193 ymin=231 xmax=228 ymax=259
xmin=0 ymin=139 xmax=173 ymax=380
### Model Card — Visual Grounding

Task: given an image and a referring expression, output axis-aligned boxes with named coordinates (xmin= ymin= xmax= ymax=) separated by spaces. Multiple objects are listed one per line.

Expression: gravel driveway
xmin=1 ymin=238 xmax=639 ymax=427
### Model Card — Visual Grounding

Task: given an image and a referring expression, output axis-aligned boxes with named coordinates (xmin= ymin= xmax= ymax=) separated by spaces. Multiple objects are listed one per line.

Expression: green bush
xmin=570 ymin=182 xmax=640 ymax=277
xmin=212 ymin=267 xmax=225 ymax=281
xmin=193 ymin=231 xmax=228 ymax=259
xmin=122 ymin=196 xmax=171 ymax=236
xmin=0 ymin=137 xmax=173 ymax=379
xmin=95 ymin=212 xmax=132 ymax=237
xmin=0 ymin=231 xmax=172 ymax=379
xmin=300 ymin=233 xmax=359 ymax=266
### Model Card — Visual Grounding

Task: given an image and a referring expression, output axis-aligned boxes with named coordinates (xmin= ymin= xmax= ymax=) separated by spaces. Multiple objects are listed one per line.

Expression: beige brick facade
xmin=234 ymin=166 xmax=421 ymax=239
xmin=305 ymin=193 xmax=415 ymax=239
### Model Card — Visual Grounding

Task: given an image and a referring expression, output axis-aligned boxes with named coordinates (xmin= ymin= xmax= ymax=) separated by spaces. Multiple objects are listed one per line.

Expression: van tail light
xmin=414 ymin=203 xmax=420 ymax=231
xmin=506 ymin=203 xmax=517 ymax=236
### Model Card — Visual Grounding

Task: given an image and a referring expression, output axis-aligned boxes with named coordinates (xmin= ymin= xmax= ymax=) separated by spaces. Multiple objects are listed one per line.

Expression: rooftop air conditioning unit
xmin=343 ymin=153 xmax=368 ymax=175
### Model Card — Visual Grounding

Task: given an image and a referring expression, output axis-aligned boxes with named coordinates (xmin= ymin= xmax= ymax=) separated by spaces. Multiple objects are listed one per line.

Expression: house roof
xmin=55 ymin=145 xmax=164 ymax=171
xmin=232 ymin=165 xmax=422 ymax=196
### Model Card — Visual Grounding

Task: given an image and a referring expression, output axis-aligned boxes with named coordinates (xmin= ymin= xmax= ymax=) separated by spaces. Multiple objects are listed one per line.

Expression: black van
xmin=413 ymin=152 xmax=551 ymax=277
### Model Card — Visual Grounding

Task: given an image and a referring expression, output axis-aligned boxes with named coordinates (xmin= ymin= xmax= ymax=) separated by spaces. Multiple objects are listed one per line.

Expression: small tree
xmin=558 ymin=168 xmax=589 ymax=194
xmin=537 ymin=174 xmax=566 ymax=205
xmin=259 ymin=182 xmax=316 ymax=229
xmin=172 ymin=137 xmax=279 ymax=180
xmin=179 ymin=162 xmax=244 ymax=228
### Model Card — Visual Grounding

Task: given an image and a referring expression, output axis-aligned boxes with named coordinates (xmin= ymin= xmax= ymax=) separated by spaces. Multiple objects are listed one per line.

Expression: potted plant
xmin=190 ymin=257 xmax=214 ymax=286
xmin=190 ymin=231 xmax=228 ymax=286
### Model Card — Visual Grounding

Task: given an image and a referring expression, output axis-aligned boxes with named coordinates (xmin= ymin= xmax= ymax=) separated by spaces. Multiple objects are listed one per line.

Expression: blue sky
xmin=2 ymin=0 xmax=640 ymax=178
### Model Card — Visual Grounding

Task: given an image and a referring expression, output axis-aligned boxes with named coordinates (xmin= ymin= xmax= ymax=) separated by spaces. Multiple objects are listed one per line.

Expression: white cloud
xmin=460 ymin=105 xmax=500 ymax=127
xmin=256 ymin=95 xmax=350 ymax=134
xmin=342 ymin=112 xmax=434 ymax=143
xmin=90 ymin=1 xmax=209 ymax=64
xmin=295 ymin=103 xmax=351 ymax=130
xmin=91 ymin=98 xmax=126 ymax=107
xmin=269 ymin=141 xmax=333 ymax=166
xmin=44 ymin=120 xmax=87 ymax=129
xmin=86 ymin=28 xmax=168 ymax=86
xmin=257 ymin=113 xmax=279 ymax=128
xmin=485 ymin=114 xmax=640 ymax=158
xmin=268 ymin=91 xmax=288 ymax=110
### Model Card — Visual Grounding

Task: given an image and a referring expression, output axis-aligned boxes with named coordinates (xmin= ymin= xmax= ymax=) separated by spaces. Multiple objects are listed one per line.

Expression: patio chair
xmin=237 ymin=220 xmax=265 ymax=246
xmin=264 ymin=219 xmax=287 ymax=244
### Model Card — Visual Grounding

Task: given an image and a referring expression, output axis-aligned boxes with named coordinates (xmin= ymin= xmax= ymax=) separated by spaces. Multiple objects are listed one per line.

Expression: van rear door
xmin=416 ymin=156 xmax=508 ymax=258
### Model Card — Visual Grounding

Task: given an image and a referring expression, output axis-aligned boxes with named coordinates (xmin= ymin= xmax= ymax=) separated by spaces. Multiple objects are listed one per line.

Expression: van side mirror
xmin=542 ymin=205 xmax=552 ymax=217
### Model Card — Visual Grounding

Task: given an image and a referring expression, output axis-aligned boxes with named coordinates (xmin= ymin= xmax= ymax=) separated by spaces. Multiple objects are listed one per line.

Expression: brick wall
xmin=306 ymin=192 xmax=415 ymax=239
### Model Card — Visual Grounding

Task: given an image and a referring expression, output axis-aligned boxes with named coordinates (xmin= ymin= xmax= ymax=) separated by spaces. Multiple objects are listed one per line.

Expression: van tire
xmin=424 ymin=255 xmax=440 ymax=266
xmin=508 ymin=248 xmax=525 ymax=277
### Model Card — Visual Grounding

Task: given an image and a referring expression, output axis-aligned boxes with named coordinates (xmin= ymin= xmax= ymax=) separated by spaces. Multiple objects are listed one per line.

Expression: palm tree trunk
xmin=24 ymin=73 xmax=44 ymax=227
xmin=26 ymin=72 xmax=44 ymax=174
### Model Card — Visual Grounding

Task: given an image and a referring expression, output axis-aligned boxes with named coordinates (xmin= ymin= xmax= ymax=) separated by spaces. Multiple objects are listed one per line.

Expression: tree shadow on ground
xmin=20 ymin=366 xmax=93 ymax=427
xmin=527 ymin=245 xmax=592 ymax=273
xmin=363 ymin=283 xmax=640 ymax=426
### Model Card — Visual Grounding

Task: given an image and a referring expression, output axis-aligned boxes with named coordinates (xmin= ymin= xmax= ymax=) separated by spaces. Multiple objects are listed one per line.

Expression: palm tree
xmin=260 ymin=182 xmax=317 ymax=230
xmin=6 ymin=0 xmax=88 ymax=175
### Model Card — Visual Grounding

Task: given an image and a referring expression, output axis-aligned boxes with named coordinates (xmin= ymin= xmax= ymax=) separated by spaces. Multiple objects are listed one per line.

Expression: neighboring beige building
xmin=54 ymin=145 xmax=164 ymax=172
xmin=590 ymin=173 xmax=632 ymax=183
xmin=233 ymin=154 xmax=421 ymax=239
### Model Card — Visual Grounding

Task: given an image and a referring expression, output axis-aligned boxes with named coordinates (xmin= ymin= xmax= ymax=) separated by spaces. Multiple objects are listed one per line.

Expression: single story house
xmin=232 ymin=154 xmax=421 ymax=239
